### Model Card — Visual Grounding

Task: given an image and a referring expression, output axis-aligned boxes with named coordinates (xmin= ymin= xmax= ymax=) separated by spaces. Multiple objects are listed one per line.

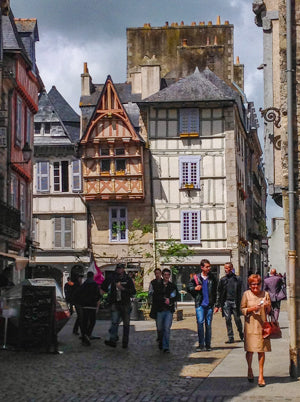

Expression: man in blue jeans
xmin=152 ymin=268 xmax=178 ymax=353
xmin=101 ymin=263 xmax=136 ymax=348
xmin=187 ymin=259 xmax=218 ymax=351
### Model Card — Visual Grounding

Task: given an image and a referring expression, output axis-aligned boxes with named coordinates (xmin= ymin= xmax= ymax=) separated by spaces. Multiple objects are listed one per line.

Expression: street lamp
xmin=10 ymin=142 xmax=33 ymax=165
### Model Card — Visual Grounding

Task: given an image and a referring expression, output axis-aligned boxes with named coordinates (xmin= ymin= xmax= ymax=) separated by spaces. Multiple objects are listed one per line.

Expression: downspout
xmin=286 ymin=0 xmax=298 ymax=379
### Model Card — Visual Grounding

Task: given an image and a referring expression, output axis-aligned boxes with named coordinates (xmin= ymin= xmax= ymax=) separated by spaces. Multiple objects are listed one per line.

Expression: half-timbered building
xmin=79 ymin=71 xmax=152 ymax=278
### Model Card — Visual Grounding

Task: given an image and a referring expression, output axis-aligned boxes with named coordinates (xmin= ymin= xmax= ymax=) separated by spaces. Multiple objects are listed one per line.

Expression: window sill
xmin=180 ymin=133 xmax=199 ymax=138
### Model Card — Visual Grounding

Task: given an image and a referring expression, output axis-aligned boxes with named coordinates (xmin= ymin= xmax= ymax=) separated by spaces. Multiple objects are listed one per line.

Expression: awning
xmin=0 ymin=252 xmax=29 ymax=271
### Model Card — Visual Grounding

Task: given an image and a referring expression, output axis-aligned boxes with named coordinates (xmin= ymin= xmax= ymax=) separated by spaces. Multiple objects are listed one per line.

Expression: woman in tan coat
xmin=240 ymin=274 xmax=271 ymax=387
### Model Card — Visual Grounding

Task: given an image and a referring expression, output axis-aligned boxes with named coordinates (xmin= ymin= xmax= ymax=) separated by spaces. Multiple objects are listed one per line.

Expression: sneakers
xmin=205 ymin=346 xmax=212 ymax=351
xmin=163 ymin=349 xmax=170 ymax=353
xmin=225 ymin=339 xmax=235 ymax=344
xmin=196 ymin=345 xmax=205 ymax=352
xmin=104 ymin=339 xmax=117 ymax=348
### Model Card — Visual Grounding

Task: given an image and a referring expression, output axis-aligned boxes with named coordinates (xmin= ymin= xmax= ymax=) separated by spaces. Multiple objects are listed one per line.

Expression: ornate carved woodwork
xmin=80 ymin=76 xmax=145 ymax=201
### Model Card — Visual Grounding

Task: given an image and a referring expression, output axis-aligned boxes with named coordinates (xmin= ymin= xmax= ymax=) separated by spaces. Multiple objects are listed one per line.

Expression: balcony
xmin=0 ymin=200 xmax=20 ymax=239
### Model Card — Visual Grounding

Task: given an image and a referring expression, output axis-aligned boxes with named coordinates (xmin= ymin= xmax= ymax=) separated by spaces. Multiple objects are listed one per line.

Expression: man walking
xmin=187 ymin=259 xmax=217 ymax=351
xmin=76 ymin=271 xmax=101 ymax=346
xmin=101 ymin=263 xmax=136 ymax=348
xmin=214 ymin=262 xmax=244 ymax=343
xmin=264 ymin=268 xmax=285 ymax=321
xmin=152 ymin=268 xmax=178 ymax=353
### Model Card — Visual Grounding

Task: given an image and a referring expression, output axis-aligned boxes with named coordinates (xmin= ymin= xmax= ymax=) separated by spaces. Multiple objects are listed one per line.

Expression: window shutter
xmin=180 ymin=108 xmax=199 ymax=134
xmin=37 ymin=162 xmax=49 ymax=192
xmin=72 ymin=160 xmax=82 ymax=192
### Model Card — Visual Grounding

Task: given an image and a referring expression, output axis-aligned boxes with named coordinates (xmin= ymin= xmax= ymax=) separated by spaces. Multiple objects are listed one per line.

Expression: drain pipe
xmin=286 ymin=0 xmax=298 ymax=379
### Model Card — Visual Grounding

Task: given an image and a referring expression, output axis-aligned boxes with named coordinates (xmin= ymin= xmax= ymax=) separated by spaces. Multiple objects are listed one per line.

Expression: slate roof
xmin=139 ymin=67 xmax=241 ymax=104
xmin=48 ymin=86 xmax=80 ymax=123
xmin=2 ymin=12 xmax=25 ymax=51
xmin=35 ymin=87 xmax=80 ymax=146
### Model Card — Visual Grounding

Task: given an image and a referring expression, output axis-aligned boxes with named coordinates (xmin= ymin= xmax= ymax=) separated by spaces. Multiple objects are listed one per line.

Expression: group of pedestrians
xmin=65 ymin=263 xmax=136 ymax=348
xmin=185 ymin=259 xmax=286 ymax=387
xmin=64 ymin=259 xmax=285 ymax=387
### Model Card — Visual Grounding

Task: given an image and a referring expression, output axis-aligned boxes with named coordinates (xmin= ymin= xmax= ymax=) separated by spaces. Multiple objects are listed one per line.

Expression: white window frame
xmin=179 ymin=156 xmax=201 ymax=189
xmin=36 ymin=161 xmax=50 ymax=192
xmin=53 ymin=160 xmax=69 ymax=192
xmin=179 ymin=108 xmax=199 ymax=135
xmin=109 ymin=207 xmax=128 ymax=242
xmin=181 ymin=210 xmax=201 ymax=244
xmin=72 ymin=159 xmax=82 ymax=192
xmin=54 ymin=216 xmax=72 ymax=249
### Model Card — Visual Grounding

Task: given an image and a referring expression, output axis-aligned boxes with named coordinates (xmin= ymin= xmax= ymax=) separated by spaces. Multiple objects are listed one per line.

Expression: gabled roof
xmin=139 ymin=67 xmax=241 ymax=104
xmin=35 ymin=87 xmax=80 ymax=145
xmin=81 ymin=75 xmax=143 ymax=144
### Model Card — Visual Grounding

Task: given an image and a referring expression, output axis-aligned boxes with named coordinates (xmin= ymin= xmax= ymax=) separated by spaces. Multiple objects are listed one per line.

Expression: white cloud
xmin=36 ymin=33 xmax=126 ymax=112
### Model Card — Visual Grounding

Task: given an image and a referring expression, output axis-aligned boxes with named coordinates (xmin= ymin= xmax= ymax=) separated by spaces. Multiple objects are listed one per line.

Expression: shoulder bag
xmin=262 ymin=314 xmax=282 ymax=339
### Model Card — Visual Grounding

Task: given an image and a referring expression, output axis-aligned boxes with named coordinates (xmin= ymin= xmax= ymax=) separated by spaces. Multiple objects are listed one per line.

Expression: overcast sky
xmin=13 ymin=0 xmax=282 ymax=227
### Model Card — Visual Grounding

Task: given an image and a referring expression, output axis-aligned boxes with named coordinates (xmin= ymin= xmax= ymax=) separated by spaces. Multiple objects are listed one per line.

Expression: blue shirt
xmin=201 ymin=277 xmax=209 ymax=306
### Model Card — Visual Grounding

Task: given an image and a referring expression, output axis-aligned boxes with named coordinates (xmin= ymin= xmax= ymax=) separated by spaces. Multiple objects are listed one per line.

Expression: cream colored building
xmin=32 ymin=87 xmax=89 ymax=286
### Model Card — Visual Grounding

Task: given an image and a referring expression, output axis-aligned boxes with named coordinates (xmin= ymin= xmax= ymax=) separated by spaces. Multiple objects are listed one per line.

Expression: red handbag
xmin=262 ymin=316 xmax=282 ymax=339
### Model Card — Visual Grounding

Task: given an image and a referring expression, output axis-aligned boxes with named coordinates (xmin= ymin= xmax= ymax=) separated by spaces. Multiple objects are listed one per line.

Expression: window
xmin=179 ymin=156 xmax=200 ymax=189
xmin=100 ymin=148 xmax=109 ymax=156
xmin=44 ymin=123 xmax=51 ymax=134
xmin=115 ymin=159 xmax=126 ymax=172
xmin=181 ymin=211 xmax=200 ymax=243
xmin=179 ymin=108 xmax=199 ymax=136
xmin=101 ymin=159 xmax=110 ymax=173
xmin=16 ymin=96 xmax=22 ymax=146
xmin=72 ymin=160 xmax=82 ymax=192
xmin=54 ymin=216 xmax=72 ymax=248
xmin=53 ymin=161 xmax=69 ymax=192
xmin=109 ymin=207 xmax=127 ymax=242
xmin=26 ymin=109 xmax=32 ymax=144
xmin=115 ymin=148 xmax=125 ymax=155
xmin=34 ymin=122 xmax=41 ymax=134
xmin=20 ymin=182 xmax=26 ymax=223
xmin=10 ymin=174 xmax=18 ymax=208
xmin=36 ymin=161 xmax=49 ymax=192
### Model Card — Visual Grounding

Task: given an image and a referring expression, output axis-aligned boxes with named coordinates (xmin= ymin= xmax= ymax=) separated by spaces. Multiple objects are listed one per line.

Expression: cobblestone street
xmin=1 ymin=304 xmax=297 ymax=402
xmin=0 ymin=307 xmax=238 ymax=401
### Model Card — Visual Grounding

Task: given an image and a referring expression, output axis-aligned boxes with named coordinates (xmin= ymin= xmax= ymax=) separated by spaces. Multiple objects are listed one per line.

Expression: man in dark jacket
xmin=264 ymin=268 xmax=285 ymax=321
xmin=214 ymin=262 xmax=243 ymax=343
xmin=187 ymin=259 xmax=217 ymax=351
xmin=152 ymin=268 xmax=177 ymax=353
xmin=75 ymin=271 xmax=100 ymax=346
xmin=101 ymin=263 xmax=136 ymax=348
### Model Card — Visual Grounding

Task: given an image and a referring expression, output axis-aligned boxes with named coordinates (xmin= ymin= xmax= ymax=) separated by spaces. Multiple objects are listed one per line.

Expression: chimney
xmin=140 ymin=55 xmax=161 ymax=99
xmin=216 ymin=16 xmax=221 ymax=25
xmin=81 ymin=62 xmax=92 ymax=97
